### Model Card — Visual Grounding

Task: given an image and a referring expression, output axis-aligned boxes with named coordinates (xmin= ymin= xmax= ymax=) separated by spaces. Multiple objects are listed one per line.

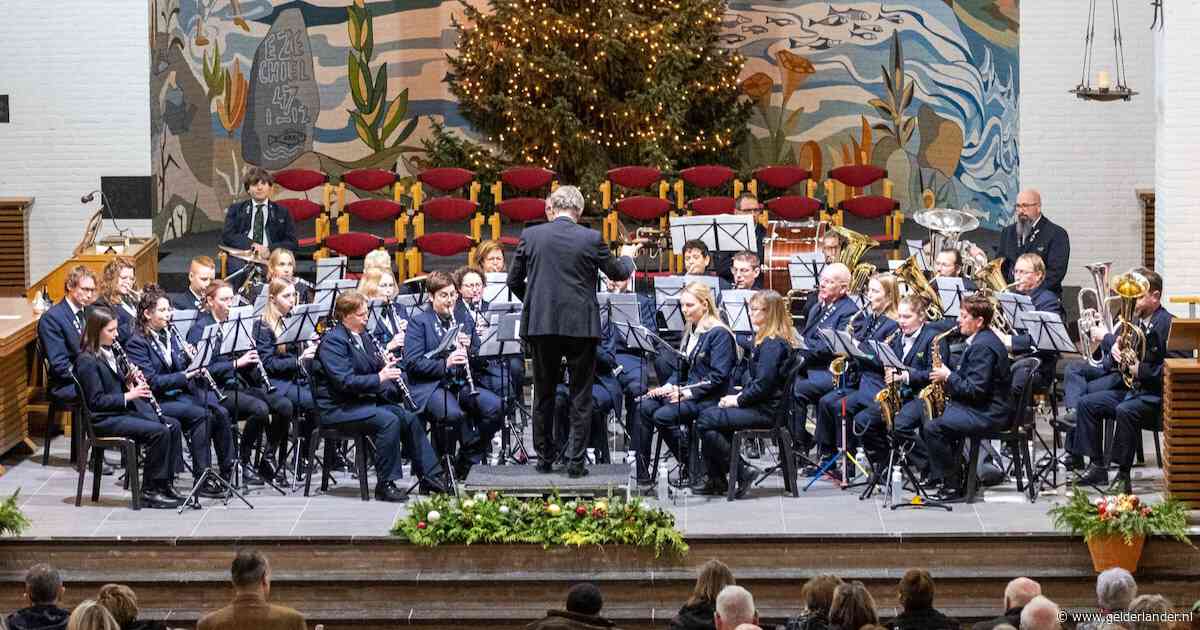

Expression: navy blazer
xmin=668 ymin=325 xmax=736 ymax=402
xmin=254 ymin=319 xmax=303 ymax=381
xmin=170 ymin=290 xmax=206 ymax=313
xmin=1101 ymin=305 xmax=1172 ymax=395
xmin=403 ymin=308 xmax=484 ymax=413
xmin=997 ymin=216 xmax=1070 ymax=296
xmin=799 ymin=295 xmax=859 ymax=368
xmin=509 ymin=216 xmax=634 ymax=339
xmin=124 ymin=327 xmax=193 ymax=398
xmin=94 ymin=298 xmax=136 ymax=344
xmin=944 ymin=328 xmax=1011 ymax=425
xmin=220 ymin=199 xmax=299 ymax=253
xmin=313 ymin=323 xmax=404 ymax=423
xmin=847 ymin=311 xmax=900 ymax=390
xmin=372 ymin=300 xmax=411 ymax=352
xmin=736 ymin=337 xmax=791 ymax=416
xmin=891 ymin=324 xmax=939 ymax=396
xmin=75 ymin=351 xmax=158 ymax=422
xmin=1010 ymin=285 xmax=1064 ymax=383
xmin=38 ymin=299 xmax=86 ymax=387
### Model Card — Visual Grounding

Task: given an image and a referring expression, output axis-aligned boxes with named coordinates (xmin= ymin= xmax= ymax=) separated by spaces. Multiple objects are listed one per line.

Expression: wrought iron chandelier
xmin=1071 ymin=0 xmax=1137 ymax=101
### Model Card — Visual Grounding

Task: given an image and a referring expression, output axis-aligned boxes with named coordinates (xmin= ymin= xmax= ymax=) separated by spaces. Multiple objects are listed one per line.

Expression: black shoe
xmin=1061 ymin=453 xmax=1086 ymax=471
xmin=696 ymin=477 xmax=728 ymax=496
xmin=454 ymin=460 xmax=473 ymax=481
xmin=195 ymin=478 xmax=226 ymax=499
xmin=735 ymin=465 xmax=762 ymax=499
xmin=1108 ymin=471 xmax=1133 ymax=495
xmin=535 ymin=459 xmax=554 ymax=474
xmin=158 ymin=482 xmax=185 ymax=501
xmin=1076 ymin=464 xmax=1108 ymax=487
xmin=933 ymin=486 xmax=966 ymax=503
xmin=101 ymin=461 xmax=115 ymax=476
xmin=140 ymin=490 xmax=184 ymax=509
xmin=567 ymin=464 xmax=589 ymax=478
xmin=419 ymin=476 xmax=448 ymax=495
xmin=241 ymin=464 xmax=265 ymax=487
xmin=256 ymin=457 xmax=277 ymax=484
xmin=374 ymin=481 xmax=409 ymax=503
xmin=1053 ymin=410 xmax=1077 ymax=430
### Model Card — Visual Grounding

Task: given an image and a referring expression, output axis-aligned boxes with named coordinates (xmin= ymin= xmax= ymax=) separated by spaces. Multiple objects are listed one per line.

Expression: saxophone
xmin=918 ymin=328 xmax=958 ymax=420
xmin=874 ymin=330 xmax=902 ymax=428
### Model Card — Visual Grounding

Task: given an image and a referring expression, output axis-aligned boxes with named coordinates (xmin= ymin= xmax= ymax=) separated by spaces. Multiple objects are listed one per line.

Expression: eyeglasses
xmin=1014 ymin=202 xmax=1039 ymax=209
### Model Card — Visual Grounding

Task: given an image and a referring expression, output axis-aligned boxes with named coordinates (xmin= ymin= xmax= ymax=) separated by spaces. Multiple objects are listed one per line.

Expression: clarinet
xmin=169 ymin=325 xmax=227 ymax=403
xmin=112 ymin=340 xmax=164 ymax=419
xmin=449 ymin=311 xmax=480 ymax=396
xmin=251 ymin=320 xmax=277 ymax=393
xmin=634 ymin=380 xmax=714 ymax=403
xmin=373 ymin=341 xmax=417 ymax=410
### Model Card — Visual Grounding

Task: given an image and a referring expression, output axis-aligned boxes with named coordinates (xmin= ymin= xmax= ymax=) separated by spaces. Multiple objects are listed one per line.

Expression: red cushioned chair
xmin=748 ymin=165 xmax=831 ymax=226
xmin=405 ymin=168 xmax=482 ymax=279
xmin=673 ymin=165 xmax=743 ymax=216
xmin=600 ymin=166 xmax=676 ymax=272
xmin=825 ymin=165 xmax=902 ymax=252
xmin=489 ymin=166 xmax=557 ymax=246
xmin=330 ymin=168 xmax=406 ymax=271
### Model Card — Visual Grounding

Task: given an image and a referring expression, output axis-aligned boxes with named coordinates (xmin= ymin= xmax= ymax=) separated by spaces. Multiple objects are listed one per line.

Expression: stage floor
xmin=1 ymin=435 xmax=1184 ymax=540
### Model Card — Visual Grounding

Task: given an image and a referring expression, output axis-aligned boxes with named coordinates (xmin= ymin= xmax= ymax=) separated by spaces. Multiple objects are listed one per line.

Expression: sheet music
xmin=996 ymin=292 xmax=1035 ymax=327
xmin=720 ymin=289 xmax=756 ymax=333
xmin=315 ymin=256 xmax=348 ymax=285
xmin=933 ymin=277 xmax=966 ymax=318
xmin=868 ymin=339 xmax=904 ymax=370
xmin=171 ymin=309 xmax=200 ymax=341
xmin=668 ymin=214 xmax=756 ymax=254
xmin=1021 ymin=310 xmax=1076 ymax=353
xmin=653 ymin=276 xmax=686 ymax=332
xmin=483 ymin=272 xmax=517 ymax=304
xmin=788 ymin=252 xmax=826 ymax=291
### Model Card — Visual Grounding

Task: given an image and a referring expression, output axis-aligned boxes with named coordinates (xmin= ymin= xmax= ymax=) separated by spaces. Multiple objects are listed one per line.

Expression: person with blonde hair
xmin=632 ymin=282 xmax=736 ymax=490
xmin=66 ymin=601 xmax=119 ymax=630
xmin=255 ymin=278 xmax=318 ymax=461
xmin=696 ymin=289 xmax=797 ymax=497
xmin=263 ymin=248 xmax=311 ymax=304
xmin=95 ymin=257 xmax=138 ymax=342
xmin=670 ymin=560 xmax=736 ymax=630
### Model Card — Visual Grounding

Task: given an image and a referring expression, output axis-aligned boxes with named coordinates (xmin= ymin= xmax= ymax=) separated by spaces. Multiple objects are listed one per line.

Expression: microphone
xmin=80 ymin=190 xmax=99 ymax=204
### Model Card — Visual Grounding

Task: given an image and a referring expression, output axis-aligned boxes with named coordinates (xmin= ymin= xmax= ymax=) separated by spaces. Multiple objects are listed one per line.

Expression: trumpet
xmin=634 ymin=380 xmax=713 ymax=402
xmin=448 ymin=312 xmax=479 ymax=396
xmin=169 ymin=325 xmax=227 ymax=403
xmin=112 ymin=339 xmax=164 ymax=419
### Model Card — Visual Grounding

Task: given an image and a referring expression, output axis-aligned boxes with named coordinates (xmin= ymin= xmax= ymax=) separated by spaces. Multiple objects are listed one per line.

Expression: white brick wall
xmin=0 ymin=1 xmax=150 ymax=284
xmin=1020 ymin=1 xmax=1155 ymax=290
xmin=1155 ymin=2 xmax=1200 ymax=314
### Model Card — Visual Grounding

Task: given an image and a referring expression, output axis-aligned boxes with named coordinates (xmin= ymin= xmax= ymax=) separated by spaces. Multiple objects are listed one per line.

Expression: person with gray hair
xmin=1019 ymin=595 xmax=1060 ymax=630
xmin=1095 ymin=568 xmax=1137 ymax=612
xmin=509 ymin=185 xmax=640 ymax=478
xmin=197 ymin=550 xmax=305 ymax=630
xmin=974 ymin=578 xmax=1042 ymax=630
xmin=715 ymin=585 xmax=758 ymax=630
xmin=6 ymin=564 xmax=70 ymax=630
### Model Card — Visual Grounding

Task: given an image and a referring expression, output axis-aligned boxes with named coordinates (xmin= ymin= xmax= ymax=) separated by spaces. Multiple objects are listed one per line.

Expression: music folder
xmin=424 ymin=323 xmax=462 ymax=359
xmin=312 ymin=279 xmax=358 ymax=317
xmin=1021 ymin=311 xmax=1076 ymax=353
xmin=818 ymin=328 xmax=870 ymax=360
xmin=668 ymin=214 xmax=756 ymax=255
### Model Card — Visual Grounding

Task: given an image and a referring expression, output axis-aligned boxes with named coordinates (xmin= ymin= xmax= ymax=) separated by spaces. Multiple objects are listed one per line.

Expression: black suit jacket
xmin=944 ymin=328 xmax=1011 ymax=425
xmin=892 ymin=324 xmax=939 ymax=396
xmin=508 ymin=216 xmax=634 ymax=338
xmin=403 ymin=308 xmax=483 ymax=412
xmin=1101 ymin=305 xmax=1172 ymax=395
xmin=75 ymin=351 xmax=158 ymax=421
xmin=313 ymin=324 xmax=403 ymax=423
xmin=220 ymin=199 xmax=299 ymax=252
xmin=170 ymin=290 xmax=206 ymax=313
xmin=997 ymin=216 xmax=1070 ymax=296
xmin=124 ymin=328 xmax=193 ymax=399
xmin=38 ymin=299 xmax=86 ymax=388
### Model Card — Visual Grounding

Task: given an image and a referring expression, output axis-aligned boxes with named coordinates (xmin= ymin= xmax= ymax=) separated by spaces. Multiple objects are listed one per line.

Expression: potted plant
xmin=1049 ymin=488 xmax=1191 ymax=573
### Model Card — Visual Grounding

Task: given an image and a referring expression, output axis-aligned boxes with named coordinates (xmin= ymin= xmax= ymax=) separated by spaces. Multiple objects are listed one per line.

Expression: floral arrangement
xmin=1049 ymin=488 xmax=1192 ymax=545
xmin=392 ymin=491 xmax=687 ymax=557
xmin=0 ymin=490 xmax=30 ymax=537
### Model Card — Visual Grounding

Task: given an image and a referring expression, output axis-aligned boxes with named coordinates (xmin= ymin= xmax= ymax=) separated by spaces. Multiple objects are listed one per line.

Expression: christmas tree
xmin=438 ymin=0 xmax=750 ymax=205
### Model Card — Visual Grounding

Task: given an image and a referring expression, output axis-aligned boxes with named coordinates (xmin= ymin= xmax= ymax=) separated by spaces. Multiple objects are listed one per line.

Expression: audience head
xmin=546 ymin=186 xmax=585 ymax=220
xmin=67 ymin=600 xmax=119 ymax=630
xmin=24 ymin=563 xmax=65 ymax=605
xmin=688 ymin=559 xmax=736 ymax=607
xmin=187 ymin=256 xmax=216 ymax=294
xmin=715 ymin=585 xmax=757 ymax=630
xmin=800 ymin=574 xmax=844 ymax=617
xmin=65 ymin=265 xmax=98 ymax=307
xmin=731 ymin=251 xmax=761 ymax=289
xmin=230 ymin=549 xmax=271 ymax=594
xmin=898 ymin=569 xmax=935 ymax=612
xmin=1019 ymin=595 xmax=1060 ymax=630
xmin=1004 ymin=577 xmax=1042 ymax=611
xmin=565 ymin=583 xmax=603 ymax=616
xmin=1129 ymin=594 xmax=1172 ymax=630
xmin=96 ymin=584 xmax=139 ymax=628
xmin=1096 ymin=568 xmax=1137 ymax=611
xmin=682 ymin=240 xmax=712 ymax=275
xmin=477 ymin=240 xmax=506 ymax=274
xmin=829 ymin=581 xmax=878 ymax=630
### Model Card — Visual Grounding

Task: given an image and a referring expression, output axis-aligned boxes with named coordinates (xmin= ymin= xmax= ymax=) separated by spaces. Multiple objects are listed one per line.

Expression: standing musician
xmin=255 ymin=278 xmax=317 ymax=438
xmin=220 ymin=167 xmax=298 ymax=286
xmin=507 ymin=185 xmax=639 ymax=478
xmin=38 ymin=265 xmax=98 ymax=404
xmin=94 ymin=257 xmax=139 ymax=343
xmin=359 ymin=268 xmax=406 ymax=356
xmin=971 ymin=189 xmax=1070 ymax=297
xmin=75 ymin=307 xmax=186 ymax=509
xmin=1071 ymin=268 xmax=1171 ymax=494
xmin=992 ymin=253 xmax=1064 ymax=392
xmin=189 ymin=280 xmax=293 ymax=485
xmin=125 ymin=285 xmax=235 ymax=498
xmin=631 ymin=282 xmax=736 ymax=490
xmin=790 ymin=263 xmax=859 ymax=455
xmin=313 ymin=290 xmax=445 ymax=501
xmin=171 ymin=256 xmax=216 ymax=312
xmin=729 ymin=251 xmax=763 ymax=291
xmin=812 ymin=273 xmax=900 ymax=473
xmin=696 ymin=289 xmax=796 ymax=498
xmin=923 ymin=294 xmax=1012 ymax=502
xmin=477 ymin=239 xmax=507 ymax=274
xmin=714 ymin=194 xmax=767 ymax=283
xmin=404 ymin=271 xmax=503 ymax=481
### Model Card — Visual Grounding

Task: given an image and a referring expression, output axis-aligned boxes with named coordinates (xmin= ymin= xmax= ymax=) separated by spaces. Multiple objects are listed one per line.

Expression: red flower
xmin=417 ymin=521 xmax=427 ymax=529
xmin=576 ymin=505 xmax=588 ymax=517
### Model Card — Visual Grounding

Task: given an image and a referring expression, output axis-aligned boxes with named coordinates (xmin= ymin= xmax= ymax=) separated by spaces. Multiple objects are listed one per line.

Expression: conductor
xmin=508 ymin=186 xmax=641 ymax=477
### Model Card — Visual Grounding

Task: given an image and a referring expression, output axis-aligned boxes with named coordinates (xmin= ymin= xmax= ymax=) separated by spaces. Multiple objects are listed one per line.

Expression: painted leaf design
xmin=347 ymin=7 xmax=362 ymax=49
xmin=869 ymin=98 xmax=895 ymax=120
xmin=370 ymin=63 xmax=388 ymax=118
xmin=362 ymin=11 xmax=374 ymax=61
xmin=351 ymin=111 xmax=380 ymax=151
xmin=390 ymin=116 xmax=420 ymax=149
xmin=901 ymin=80 xmax=915 ymax=112
xmin=380 ymin=88 xmax=410 ymax=143
xmin=902 ymin=117 xmax=917 ymax=144
xmin=880 ymin=66 xmax=894 ymax=100
xmin=348 ymin=54 xmax=370 ymax=111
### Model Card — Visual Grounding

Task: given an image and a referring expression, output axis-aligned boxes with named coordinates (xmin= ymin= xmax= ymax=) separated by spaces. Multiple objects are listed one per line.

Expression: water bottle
xmin=853 ymin=447 xmax=867 ymax=480
xmin=890 ymin=466 xmax=904 ymax=503
xmin=656 ymin=462 xmax=669 ymax=500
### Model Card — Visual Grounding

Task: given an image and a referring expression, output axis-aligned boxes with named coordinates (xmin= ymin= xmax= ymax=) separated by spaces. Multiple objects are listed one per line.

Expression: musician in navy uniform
xmin=508 ymin=186 xmax=639 ymax=477
xmin=972 ymin=189 xmax=1070 ymax=297
xmin=681 ymin=240 xmax=732 ymax=290
xmin=602 ymin=273 xmax=658 ymax=424
xmin=1072 ymin=268 xmax=1171 ymax=494
xmin=38 ymin=265 xmax=98 ymax=404
xmin=314 ymin=290 xmax=445 ymax=501
xmin=879 ymin=296 xmax=941 ymax=475
xmin=729 ymin=251 xmax=764 ymax=291
xmin=924 ymin=293 xmax=1012 ymax=501
xmin=790 ymin=263 xmax=859 ymax=454
xmin=219 ymin=167 xmax=298 ymax=284
xmin=94 ymin=258 xmax=138 ymax=343
xmin=932 ymin=249 xmax=977 ymax=292
xmin=992 ymin=253 xmax=1064 ymax=394
xmin=170 ymin=256 xmax=216 ymax=312
xmin=713 ymin=194 xmax=767 ymax=284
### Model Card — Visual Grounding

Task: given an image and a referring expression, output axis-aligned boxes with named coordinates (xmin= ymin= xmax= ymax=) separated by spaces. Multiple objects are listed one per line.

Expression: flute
xmin=634 ymin=380 xmax=713 ymax=403
xmin=169 ymin=325 xmax=227 ymax=403
xmin=112 ymin=339 xmax=164 ymax=419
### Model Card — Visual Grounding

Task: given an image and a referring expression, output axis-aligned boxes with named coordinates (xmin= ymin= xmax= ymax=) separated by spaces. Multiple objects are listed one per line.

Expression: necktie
xmin=74 ymin=309 xmax=84 ymax=333
xmin=252 ymin=202 xmax=266 ymax=244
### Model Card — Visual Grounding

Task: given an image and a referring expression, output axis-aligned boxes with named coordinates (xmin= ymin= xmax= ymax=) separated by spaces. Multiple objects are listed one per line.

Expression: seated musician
xmin=125 ymin=285 xmax=234 ymax=499
xmin=714 ymin=194 xmax=766 ymax=283
xmin=359 ymin=267 xmax=406 ymax=356
xmin=681 ymin=239 xmax=732 ymax=290
xmin=812 ymin=273 xmax=900 ymax=475
xmin=878 ymin=296 xmax=941 ymax=477
xmin=797 ymin=231 xmax=848 ymax=326
xmin=696 ymin=289 xmax=796 ymax=498
xmin=604 ymin=272 xmax=659 ymax=406
xmin=38 ymin=265 xmax=98 ymax=404
xmin=992 ymin=253 xmax=1064 ymax=393
xmin=553 ymin=312 xmax=623 ymax=464
xmin=403 ymin=271 xmax=503 ymax=481
xmin=933 ymin=248 xmax=976 ymax=291
xmin=255 ymin=278 xmax=317 ymax=434
xmin=76 ymin=307 xmax=185 ymax=509
xmin=170 ymin=256 xmax=215 ymax=312
xmin=1072 ymin=268 xmax=1171 ymax=494
xmin=94 ymin=257 xmax=138 ymax=343
xmin=791 ymin=263 xmax=859 ymax=455
xmin=219 ymin=167 xmax=298 ymax=285
xmin=730 ymin=251 xmax=763 ymax=291
xmin=188 ymin=280 xmax=293 ymax=486
xmin=632 ymin=282 xmax=736 ymax=489
xmin=313 ymin=290 xmax=445 ymax=501
xmin=924 ymin=293 xmax=1012 ymax=501
xmin=477 ymin=239 xmax=507 ymax=274
xmin=454 ymin=266 xmax=521 ymax=408
xmin=245 ymin=248 xmax=311 ymax=305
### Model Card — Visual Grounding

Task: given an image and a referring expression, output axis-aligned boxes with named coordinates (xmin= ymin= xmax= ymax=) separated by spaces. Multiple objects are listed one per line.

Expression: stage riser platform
xmin=1 ymin=536 xmax=1195 ymax=628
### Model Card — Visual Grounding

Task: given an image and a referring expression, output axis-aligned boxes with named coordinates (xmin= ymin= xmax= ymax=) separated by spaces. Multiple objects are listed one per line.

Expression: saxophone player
xmin=1072 ymin=268 xmax=1171 ymax=494
xmin=880 ymin=296 xmax=942 ymax=477
xmin=924 ymin=294 xmax=1012 ymax=502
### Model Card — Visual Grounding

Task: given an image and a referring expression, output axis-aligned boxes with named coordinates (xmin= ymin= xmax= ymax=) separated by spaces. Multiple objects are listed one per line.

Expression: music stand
xmin=395 ymin=293 xmax=430 ymax=317
xmin=224 ymin=311 xmax=287 ymax=497
xmin=312 ymin=280 xmax=358 ymax=321
xmin=788 ymin=252 xmax=825 ymax=291
xmin=907 ymin=240 xmax=931 ymax=271
xmin=933 ymin=277 xmax=967 ymax=318
xmin=653 ymin=276 xmax=686 ymax=333
xmin=802 ymin=329 xmax=872 ymax=491
xmin=668 ymin=214 xmax=756 ymax=256
xmin=483 ymin=272 xmax=517 ymax=304
xmin=479 ymin=306 xmax=526 ymax=465
xmin=997 ymin=292 xmax=1035 ymax=328
xmin=316 ymin=256 xmax=348 ymax=285
xmin=171 ymin=309 xmax=201 ymax=342
xmin=720 ymin=290 xmax=755 ymax=334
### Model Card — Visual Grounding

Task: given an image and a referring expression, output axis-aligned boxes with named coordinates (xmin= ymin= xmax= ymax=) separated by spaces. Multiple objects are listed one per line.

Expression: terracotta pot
xmin=1086 ymin=534 xmax=1145 ymax=573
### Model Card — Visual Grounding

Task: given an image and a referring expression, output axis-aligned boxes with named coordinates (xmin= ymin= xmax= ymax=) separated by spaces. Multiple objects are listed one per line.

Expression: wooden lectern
xmin=1163 ymin=318 xmax=1200 ymax=508
xmin=26 ymin=238 xmax=159 ymax=303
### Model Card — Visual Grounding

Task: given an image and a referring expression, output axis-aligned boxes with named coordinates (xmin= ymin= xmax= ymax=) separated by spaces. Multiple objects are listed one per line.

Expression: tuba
xmin=1077 ymin=261 xmax=1118 ymax=366
xmin=914 ymin=208 xmax=980 ymax=270
xmin=829 ymin=224 xmax=879 ymax=294
xmin=895 ymin=255 xmax=944 ymax=320
xmin=1110 ymin=270 xmax=1149 ymax=388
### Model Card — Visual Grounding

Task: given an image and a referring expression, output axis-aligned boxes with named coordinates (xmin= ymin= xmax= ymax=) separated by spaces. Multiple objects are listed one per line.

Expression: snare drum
xmin=763 ymin=220 xmax=822 ymax=292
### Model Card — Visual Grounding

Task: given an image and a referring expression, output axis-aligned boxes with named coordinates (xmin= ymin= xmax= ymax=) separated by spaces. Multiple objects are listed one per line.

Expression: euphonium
xmin=829 ymin=224 xmax=879 ymax=294
xmin=919 ymin=328 xmax=958 ymax=420
xmin=895 ymin=255 xmax=944 ymax=320
xmin=1110 ymin=270 xmax=1150 ymax=388
xmin=875 ymin=330 xmax=902 ymax=428
xmin=972 ymin=257 xmax=1009 ymax=293
xmin=1077 ymin=261 xmax=1118 ymax=366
